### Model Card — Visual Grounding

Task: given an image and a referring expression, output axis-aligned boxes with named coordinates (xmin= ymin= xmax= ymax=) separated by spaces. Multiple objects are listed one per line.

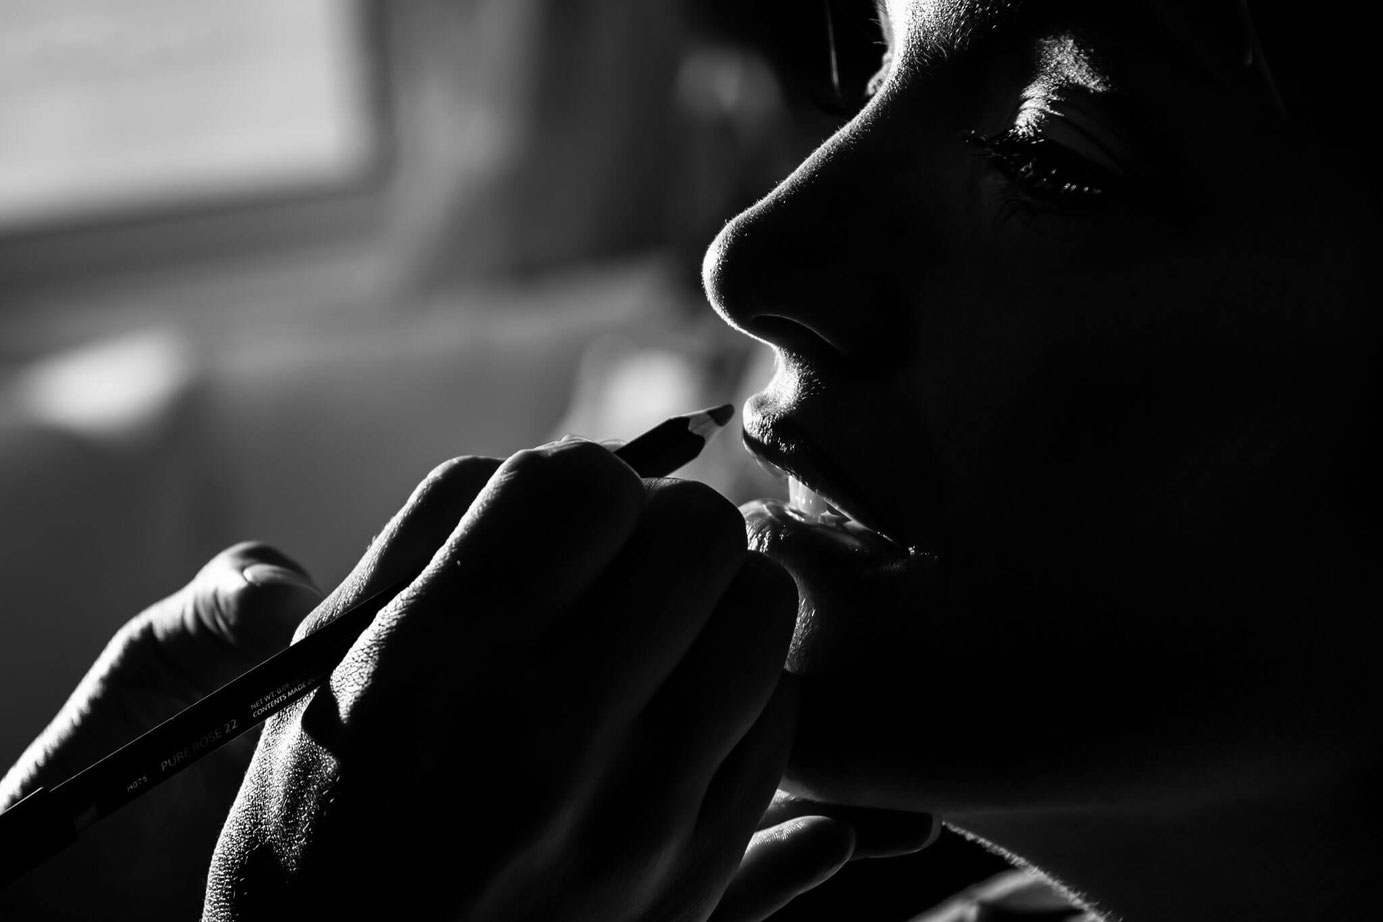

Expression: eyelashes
xmin=964 ymin=126 xmax=1126 ymax=221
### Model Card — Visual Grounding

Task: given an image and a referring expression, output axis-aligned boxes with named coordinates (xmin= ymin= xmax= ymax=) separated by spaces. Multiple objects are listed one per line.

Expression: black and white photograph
xmin=0 ymin=2 xmax=1376 ymax=919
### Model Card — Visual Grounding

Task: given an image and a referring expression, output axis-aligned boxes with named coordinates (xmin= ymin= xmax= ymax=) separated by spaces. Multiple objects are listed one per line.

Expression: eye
xmin=965 ymin=126 xmax=1125 ymax=215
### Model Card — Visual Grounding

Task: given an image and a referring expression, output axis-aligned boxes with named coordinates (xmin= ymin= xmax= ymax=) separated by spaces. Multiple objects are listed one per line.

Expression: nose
xmin=702 ymin=121 xmax=918 ymax=368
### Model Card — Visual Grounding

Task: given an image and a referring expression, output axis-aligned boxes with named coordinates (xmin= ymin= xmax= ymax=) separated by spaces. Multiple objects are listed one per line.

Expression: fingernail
xmin=242 ymin=563 xmax=321 ymax=596
xmin=920 ymin=813 xmax=942 ymax=849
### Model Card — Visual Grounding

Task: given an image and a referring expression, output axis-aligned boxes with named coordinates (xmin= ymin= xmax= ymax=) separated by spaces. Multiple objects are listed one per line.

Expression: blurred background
xmin=0 ymin=2 xmax=1019 ymax=914
xmin=0 ymin=0 xmax=840 ymax=758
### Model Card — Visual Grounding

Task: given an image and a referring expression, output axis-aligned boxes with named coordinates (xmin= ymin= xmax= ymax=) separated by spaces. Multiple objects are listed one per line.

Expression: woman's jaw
xmin=732 ymin=364 xmax=972 ymax=812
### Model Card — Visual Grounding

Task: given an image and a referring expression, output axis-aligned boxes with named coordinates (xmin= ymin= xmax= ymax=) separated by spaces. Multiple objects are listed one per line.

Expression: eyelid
xmin=1016 ymin=78 xmax=1171 ymax=185
xmin=1025 ymin=107 xmax=1128 ymax=177
xmin=965 ymin=125 xmax=1124 ymax=213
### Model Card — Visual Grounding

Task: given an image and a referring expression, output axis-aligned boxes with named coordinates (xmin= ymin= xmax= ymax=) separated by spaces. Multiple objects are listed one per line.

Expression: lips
xmin=735 ymin=383 xmax=944 ymax=681
xmin=744 ymin=439 xmax=913 ymax=558
xmin=740 ymin=424 xmax=928 ymax=559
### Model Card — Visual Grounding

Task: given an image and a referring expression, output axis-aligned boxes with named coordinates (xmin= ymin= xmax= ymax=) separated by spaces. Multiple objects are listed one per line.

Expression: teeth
xmin=783 ymin=475 xmax=915 ymax=556
xmin=788 ymin=476 xmax=834 ymax=521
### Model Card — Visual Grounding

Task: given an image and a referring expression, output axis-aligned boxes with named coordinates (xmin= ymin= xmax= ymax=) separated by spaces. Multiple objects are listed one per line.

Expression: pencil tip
xmin=687 ymin=404 xmax=736 ymax=443
xmin=706 ymin=403 xmax=735 ymax=427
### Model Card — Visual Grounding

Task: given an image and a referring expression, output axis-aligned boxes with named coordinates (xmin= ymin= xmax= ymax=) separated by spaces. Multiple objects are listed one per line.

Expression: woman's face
xmin=706 ymin=0 xmax=1380 ymax=815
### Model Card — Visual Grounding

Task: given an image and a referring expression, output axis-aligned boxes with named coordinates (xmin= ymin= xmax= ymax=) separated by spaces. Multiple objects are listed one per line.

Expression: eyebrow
xmin=897 ymin=0 xmax=1243 ymax=85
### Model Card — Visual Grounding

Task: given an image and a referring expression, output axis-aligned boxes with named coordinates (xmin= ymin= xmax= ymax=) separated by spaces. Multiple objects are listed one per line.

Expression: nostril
xmin=703 ymin=225 xmax=846 ymax=357
xmin=701 ymin=158 xmax=904 ymax=367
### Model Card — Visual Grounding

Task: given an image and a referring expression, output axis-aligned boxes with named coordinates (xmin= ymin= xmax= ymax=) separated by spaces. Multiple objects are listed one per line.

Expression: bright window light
xmin=0 ymin=0 xmax=376 ymax=230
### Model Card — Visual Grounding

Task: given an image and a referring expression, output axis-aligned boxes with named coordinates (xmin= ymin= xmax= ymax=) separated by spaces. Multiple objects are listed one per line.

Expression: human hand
xmin=710 ymin=791 xmax=939 ymax=922
xmin=205 ymin=440 xmax=800 ymax=921
xmin=0 ymin=543 xmax=321 ymax=921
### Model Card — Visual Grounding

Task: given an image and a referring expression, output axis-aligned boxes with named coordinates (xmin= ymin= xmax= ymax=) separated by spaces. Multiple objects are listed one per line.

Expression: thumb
xmin=146 ymin=541 xmax=322 ymax=698
xmin=710 ymin=816 xmax=855 ymax=922
xmin=759 ymin=790 xmax=939 ymax=859
xmin=1 ymin=545 xmax=321 ymax=801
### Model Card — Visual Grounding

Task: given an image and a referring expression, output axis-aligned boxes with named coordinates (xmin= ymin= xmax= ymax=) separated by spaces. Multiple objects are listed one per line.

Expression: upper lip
xmin=741 ymin=413 xmax=927 ymax=555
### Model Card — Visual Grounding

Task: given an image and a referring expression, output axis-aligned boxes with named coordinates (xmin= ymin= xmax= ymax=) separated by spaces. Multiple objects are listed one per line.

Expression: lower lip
xmin=740 ymin=498 xmax=932 ymax=577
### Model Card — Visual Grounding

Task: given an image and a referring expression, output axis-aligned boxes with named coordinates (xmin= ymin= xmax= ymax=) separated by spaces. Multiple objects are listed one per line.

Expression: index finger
xmin=379 ymin=438 xmax=645 ymax=652
xmin=295 ymin=455 xmax=503 ymax=641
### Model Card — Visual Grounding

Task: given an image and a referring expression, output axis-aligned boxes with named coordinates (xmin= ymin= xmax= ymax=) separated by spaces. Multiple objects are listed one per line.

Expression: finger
xmin=757 ymin=790 xmax=805 ymax=830
xmin=401 ymin=439 xmax=644 ymax=645
xmin=308 ymin=442 xmax=642 ymax=739
xmin=709 ymin=816 xmax=855 ymax=922
xmin=540 ymin=478 xmax=748 ymax=722
xmin=144 ymin=542 xmax=322 ymax=698
xmin=758 ymin=791 xmax=939 ymax=859
xmin=639 ymin=552 xmax=798 ymax=790
xmin=295 ymin=455 xmax=503 ymax=639
xmin=681 ymin=674 xmax=798 ymax=918
xmin=556 ymin=434 xmax=624 ymax=450
xmin=697 ymin=673 xmax=798 ymax=847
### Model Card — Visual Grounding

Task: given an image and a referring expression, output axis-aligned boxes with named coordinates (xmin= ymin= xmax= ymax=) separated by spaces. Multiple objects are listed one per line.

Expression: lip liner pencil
xmin=0 ymin=404 xmax=735 ymax=886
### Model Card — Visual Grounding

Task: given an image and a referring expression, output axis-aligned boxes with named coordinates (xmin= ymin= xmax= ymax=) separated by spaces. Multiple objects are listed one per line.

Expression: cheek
xmin=909 ymin=233 xmax=1377 ymax=627
xmin=904 ymin=242 xmax=1308 ymax=575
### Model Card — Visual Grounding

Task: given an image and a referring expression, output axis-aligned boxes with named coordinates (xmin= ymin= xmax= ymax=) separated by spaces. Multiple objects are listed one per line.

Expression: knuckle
xmin=499 ymin=439 xmax=643 ymax=517
xmin=217 ymin=540 xmax=279 ymax=567
xmin=494 ymin=445 xmax=550 ymax=483
xmin=395 ymin=456 xmax=504 ymax=536
xmin=194 ymin=547 xmax=255 ymax=600
xmin=516 ymin=437 xmax=614 ymax=472
xmin=412 ymin=455 xmax=495 ymax=503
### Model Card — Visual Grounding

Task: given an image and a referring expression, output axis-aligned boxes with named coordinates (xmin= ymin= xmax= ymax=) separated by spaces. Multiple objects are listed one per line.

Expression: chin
xmin=735 ymin=416 xmax=1059 ymax=813
xmin=751 ymin=525 xmax=1119 ymax=816
xmin=737 ymin=495 xmax=948 ymax=810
